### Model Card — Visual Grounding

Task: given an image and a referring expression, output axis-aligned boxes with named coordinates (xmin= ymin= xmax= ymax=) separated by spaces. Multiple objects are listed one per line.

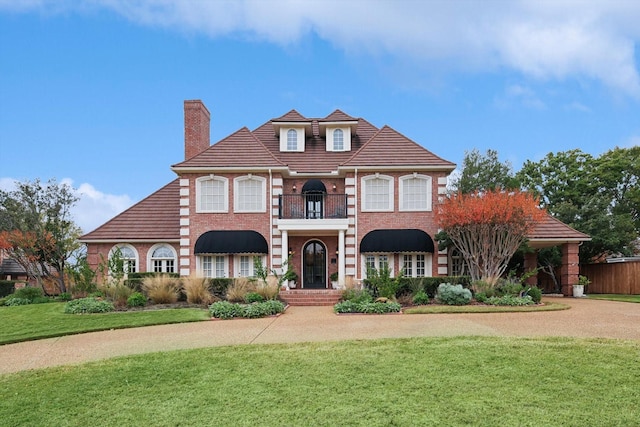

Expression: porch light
xmin=292 ymin=184 xmax=297 ymax=192
xmin=289 ymin=247 xmax=294 ymax=255
xmin=332 ymin=184 xmax=337 ymax=192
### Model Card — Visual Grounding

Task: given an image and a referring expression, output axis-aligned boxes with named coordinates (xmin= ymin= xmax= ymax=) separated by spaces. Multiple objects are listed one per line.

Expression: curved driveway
xmin=1 ymin=297 xmax=639 ymax=374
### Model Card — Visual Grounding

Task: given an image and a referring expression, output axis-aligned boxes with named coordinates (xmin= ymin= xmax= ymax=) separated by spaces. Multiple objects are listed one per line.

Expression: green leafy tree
xmin=517 ymin=149 xmax=638 ymax=262
xmin=0 ymin=179 xmax=81 ymax=293
xmin=453 ymin=148 xmax=518 ymax=194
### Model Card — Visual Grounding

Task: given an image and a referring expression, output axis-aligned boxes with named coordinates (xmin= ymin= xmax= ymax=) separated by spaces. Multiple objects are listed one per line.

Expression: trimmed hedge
xmin=0 ymin=280 xmax=16 ymax=298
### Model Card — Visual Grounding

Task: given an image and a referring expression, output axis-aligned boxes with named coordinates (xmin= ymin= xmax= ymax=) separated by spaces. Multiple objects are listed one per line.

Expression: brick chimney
xmin=184 ymin=100 xmax=210 ymax=160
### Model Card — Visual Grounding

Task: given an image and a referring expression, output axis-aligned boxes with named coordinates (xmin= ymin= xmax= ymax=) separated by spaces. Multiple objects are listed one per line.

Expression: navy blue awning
xmin=360 ymin=229 xmax=434 ymax=253
xmin=194 ymin=231 xmax=268 ymax=254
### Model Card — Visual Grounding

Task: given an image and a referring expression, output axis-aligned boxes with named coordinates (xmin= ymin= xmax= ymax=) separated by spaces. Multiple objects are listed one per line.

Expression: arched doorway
xmin=303 ymin=240 xmax=326 ymax=288
xmin=302 ymin=179 xmax=326 ymax=219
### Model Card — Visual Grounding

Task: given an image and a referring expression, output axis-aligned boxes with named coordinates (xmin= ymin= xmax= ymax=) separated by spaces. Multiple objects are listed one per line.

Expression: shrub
xmin=0 ymin=280 xmax=16 ymax=298
xmin=208 ymin=278 xmax=233 ymax=298
xmin=127 ymin=292 xmax=147 ymax=307
xmin=397 ymin=276 xmax=472 ymax=298
xmin=182 ymin=276 xmax=214 ymax=304
xmin=485 ymin=295 xmax=534 ymax=306
xmin=56 ymin=292 xmax=72 ymax=302
xmin=496 ymin=279 xmax=523 ymax=297
xmin=523 ymin=286 xmax=542 ymax=304
xmin=436 ymin=283 xmax=472 ymax=306
xmin=364 ymin=266 xmax=401 ymax=299
xmin=64 ymin=297 xmax=115 ymax=314
xmin=11 ymin=286 xmax=43 ymax=301
xmin=334 ymin=300 xmax=401 ymax=314
xmin=141 ymin=274 xmax=182 ymax=304
xmin=261 ymin=299 xmax=286 ymax=315
xmin=209 ymin=301 xmax=243 ymax=319
xmin=209 ymin=300 xmax=285 ymax=319
xmin=100 ymin=282 xmax=135 ymax=307
xmin=341 ymin=288 xmax=374 ymax=304
xmin=5 ymin=298 xmax=31 ymax=306
xmin=412 ymin=290 xmax=430 ymax=305
xmin=226 ymin=277 xmax=255 ymax=303
xmin=244 ymin=292 xmax=265 ymax=303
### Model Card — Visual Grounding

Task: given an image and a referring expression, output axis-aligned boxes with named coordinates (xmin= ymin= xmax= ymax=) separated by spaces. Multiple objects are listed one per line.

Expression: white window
xmin=364 ymin=254 xmax=392 ymax=278
xmin=287 ymin=129 xmax=297 ymax=151
xmin=402 ymin=253 xmax=432 ymax=278
xmin=109 ymin=244 xmax=138 ymax=275
xmin=234 ymin=175 xmax=266 ymax=212
xmin=361 ymin=175 xmax=394 ymax=211
xmin=201 ymin=255 xmax=228 ymax=278
xmin=234 ymin=255 xmax=265 ymax=277
xmin=333 ymin=129 xmax=344 ymax=150
xmin=400 ymin=174 xmax=432 ymax=211
xmin=325 ymin=126 xmax=351 ymax=152
xmin=149 ymin=244 xmax=176 ymax=273
xmin=197 ymin=176 xmax=228 ymax=213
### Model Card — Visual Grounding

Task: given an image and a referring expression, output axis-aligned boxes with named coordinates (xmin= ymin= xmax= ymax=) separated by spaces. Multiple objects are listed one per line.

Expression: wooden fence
xmin=581 ymin=261 xmax=640 ymax=295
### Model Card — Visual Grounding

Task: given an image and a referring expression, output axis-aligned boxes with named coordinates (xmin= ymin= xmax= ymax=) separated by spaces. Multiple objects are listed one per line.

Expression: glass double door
xmin=303 ymin=241 xmax=326 ymax=288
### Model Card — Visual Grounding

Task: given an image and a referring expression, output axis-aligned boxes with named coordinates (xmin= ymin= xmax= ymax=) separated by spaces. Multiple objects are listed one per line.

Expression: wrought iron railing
xmin=279 ymin=194 xmax=348 ymax=219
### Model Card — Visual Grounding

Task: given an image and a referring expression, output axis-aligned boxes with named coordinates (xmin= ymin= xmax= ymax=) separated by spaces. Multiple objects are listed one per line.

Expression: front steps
xmin=280 ymin=289 xmax=343 ymax=306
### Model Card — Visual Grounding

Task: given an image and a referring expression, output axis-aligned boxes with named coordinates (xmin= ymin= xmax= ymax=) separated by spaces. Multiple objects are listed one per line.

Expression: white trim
xmin=326 ymin=127 xmax=351 ymax=152
xmin=109 ymin=243 xmax=139 ymax=274
xmin=361 ymin=174 xmax=394 ymax=212
xmin=147 ymin=243 xmax=178 ymax=273
xmin=196 ymin=175 xmax=229 ymax=213
xmin=399 ymin=174 xmax=432 ymax=212
xmin=279 ymin=127 xmax=305 ymax=152
xmin=233 ymin=175 xmax=267 ymax=213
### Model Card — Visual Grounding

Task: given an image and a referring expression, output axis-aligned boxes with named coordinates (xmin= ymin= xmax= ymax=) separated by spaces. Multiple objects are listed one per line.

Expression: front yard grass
xmin=587 ymin=294 xmax=640 ymax=303
xmin=1 ymin=336 xmax=639 ymax=426
xmin=0 ymin=302 xmax=209 ymax=345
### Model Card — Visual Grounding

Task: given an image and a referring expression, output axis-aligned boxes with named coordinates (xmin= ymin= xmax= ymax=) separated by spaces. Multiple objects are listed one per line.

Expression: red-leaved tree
xmin=438 ymin=190 xmax=545 ymax=286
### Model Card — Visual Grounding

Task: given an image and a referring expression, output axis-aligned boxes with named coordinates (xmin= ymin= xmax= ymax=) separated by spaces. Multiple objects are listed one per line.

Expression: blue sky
xmin=1 ymin=1 xmax=639 ymax=233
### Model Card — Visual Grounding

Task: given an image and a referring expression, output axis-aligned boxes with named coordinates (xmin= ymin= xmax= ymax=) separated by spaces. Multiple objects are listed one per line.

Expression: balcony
xmin=278 ymin=194 xmax=348 ymax=219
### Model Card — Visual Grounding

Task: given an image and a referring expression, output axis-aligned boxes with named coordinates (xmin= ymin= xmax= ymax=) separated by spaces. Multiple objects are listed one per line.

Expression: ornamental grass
xmin=141 ymin=274 xmax=182 ymax=304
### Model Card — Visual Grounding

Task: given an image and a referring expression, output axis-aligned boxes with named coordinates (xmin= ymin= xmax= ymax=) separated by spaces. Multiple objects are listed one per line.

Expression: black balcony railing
xmin=279 ymin=194 xmax=348 ymax=219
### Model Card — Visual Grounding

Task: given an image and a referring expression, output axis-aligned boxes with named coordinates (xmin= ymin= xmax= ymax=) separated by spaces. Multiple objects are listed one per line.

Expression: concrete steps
xmin=280 ymin=289 xmax=343 ymax=306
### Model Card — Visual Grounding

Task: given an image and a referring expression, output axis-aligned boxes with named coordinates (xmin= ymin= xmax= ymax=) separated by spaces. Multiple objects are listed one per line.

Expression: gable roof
xmin=528 ymin=214 xmax=591 ymax=248
xmin=321 ymin=109 xmax=357 ymax=122
xmin=272 ymin=109 xmax=309 ymax=122
xmin=79 ymin=180 xmax=181 ymax=242
xmin=342 ymin=125 xmax=456 ymax=170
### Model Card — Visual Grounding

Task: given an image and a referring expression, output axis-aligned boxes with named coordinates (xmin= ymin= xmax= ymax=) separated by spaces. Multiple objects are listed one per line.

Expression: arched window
xmin=287 ymin=129 xmax=297 ymax=151
xmin=361 ymin=174 xmax=394 ymax=211
xmin=399 ymin=174 xmax=432 ymax=211
xmin=196 ymin=176 xmax=228 ymax=212
xmin=109 ymin=244 xmax=138 ymax=275
xmin=234 ymin=175 xmax=266 ymax=212
xmin=333 ymin=129 xmax=344 ymax=151
xmin=149 ymin=244 xmax=176 ymax=273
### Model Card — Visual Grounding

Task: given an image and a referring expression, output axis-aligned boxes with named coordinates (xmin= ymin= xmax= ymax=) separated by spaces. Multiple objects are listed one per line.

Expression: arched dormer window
xmin=333 ymin=129 xmax=344 ymax=151
xmin=287 ymin=129 xmax=297 ymax=151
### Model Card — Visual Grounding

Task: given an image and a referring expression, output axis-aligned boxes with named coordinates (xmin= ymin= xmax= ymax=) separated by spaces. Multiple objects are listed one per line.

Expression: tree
xmin=0 ymin=179 xmax=81 ymax=293
xmin=517 ymin=149 xmax=638 ymax=262
xmin=452 ymin=148 xmax=518 ymax=194
xmin=438 ymin=190 xmax=545 ymax=286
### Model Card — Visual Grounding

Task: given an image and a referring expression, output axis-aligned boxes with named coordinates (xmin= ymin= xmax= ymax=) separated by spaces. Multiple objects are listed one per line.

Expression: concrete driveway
xmin=1 ymin=297 xmax=639 ymax=374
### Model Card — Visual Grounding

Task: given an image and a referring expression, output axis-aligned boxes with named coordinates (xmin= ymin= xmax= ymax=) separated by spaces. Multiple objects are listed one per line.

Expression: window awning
xmin=360 ymin=229 xmax=435 ymax=253
xmin=302 ymin=179 xmax=326 ymax=193
xmin=194 ymin=230 xmax=268 ymax=255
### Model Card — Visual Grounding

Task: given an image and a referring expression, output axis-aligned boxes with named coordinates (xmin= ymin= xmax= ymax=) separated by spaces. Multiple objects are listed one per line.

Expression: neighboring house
xmin=79 ymin=100 xmax=588 ymax=295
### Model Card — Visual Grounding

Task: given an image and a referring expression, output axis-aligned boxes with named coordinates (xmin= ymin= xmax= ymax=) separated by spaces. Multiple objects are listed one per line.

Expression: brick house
xmin=79 ymin=100 xmax=588 ymax=296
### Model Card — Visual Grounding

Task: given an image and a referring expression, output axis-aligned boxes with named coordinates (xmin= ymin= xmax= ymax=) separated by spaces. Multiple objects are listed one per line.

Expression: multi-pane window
xmin=365 ymin=254 xmax=391 ymax=277
xmin=198 ymin=177 xmax=227 ymax=212
xmin=333 ymin=129 xmax=344 ymax=151
xmin=235 ymin=176 xmax=265 ymax=212
xmin=201 ymin=255 xmax=227 ymax=278
xmin=111 ymin=245 xmax=137 ymax=274
xmin=239 ymin=256 xmax=251 ymax=277
xmin=362 ymin=175 xmax=393 ymax=211
xmin=287 ymin=129 xmax=297 ymax=151
xmin=151 ymin=245 xmax=175 ymax=273
xmin=403 ymin=253 xmax=431 ymax=278
xmin=400 ymin=175 xmax=431 ymax=211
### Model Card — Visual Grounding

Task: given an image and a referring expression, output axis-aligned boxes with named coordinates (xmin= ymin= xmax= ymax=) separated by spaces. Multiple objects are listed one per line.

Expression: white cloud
xmin=0 ymin=177 xmax=133 ymax=234
xmin=565 ymin=101 xmax=592 ymax=113
xmin=495 ymin=84 xmax=546 ymax=109
xmin=3 ymin=0 xmax=640 ymax=97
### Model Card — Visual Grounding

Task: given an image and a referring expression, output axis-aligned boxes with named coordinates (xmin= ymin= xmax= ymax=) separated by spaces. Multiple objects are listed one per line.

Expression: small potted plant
xmin=330 ymin=272 xmax=339 ymax=289
xmin=287 ymin=271 xmax=298 ymax=289
xmin=573 ymin=275 xmax=590 ymax=297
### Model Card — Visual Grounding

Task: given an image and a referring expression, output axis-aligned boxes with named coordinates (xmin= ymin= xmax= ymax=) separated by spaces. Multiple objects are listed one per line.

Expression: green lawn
xmin=588 ymin=294 xmax=640 ymax=303
xmin=1 ymin=336 xmax=639 ymax=426
xmin=0 ymin=302 xmax=210 ymax=345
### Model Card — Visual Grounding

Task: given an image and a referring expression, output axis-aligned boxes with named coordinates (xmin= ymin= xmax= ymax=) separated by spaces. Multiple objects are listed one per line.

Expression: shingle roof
xmin=342 ymin=125 xmax=456 ymax=169
xmin=321 ymin=109 xmax=357 ymax=122
xmin=272 ymin=110 xmax=309 ymax=122
xmin=172 ymin=127 xmax=285 ymax=169
xmin=528 ymin=214 xmax=591 ymax=246
xmin=79 ymin=180 xmax=180 ymax=242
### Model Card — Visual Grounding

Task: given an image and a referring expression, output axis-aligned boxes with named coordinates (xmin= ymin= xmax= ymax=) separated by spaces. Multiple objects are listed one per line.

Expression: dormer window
xmin=333 ymin=129 xmax=344 ymax=151
xmin=287 ymin=129 xmax=298 ymax=150
xmin=325 ymin=126 xmax=351 ymax=152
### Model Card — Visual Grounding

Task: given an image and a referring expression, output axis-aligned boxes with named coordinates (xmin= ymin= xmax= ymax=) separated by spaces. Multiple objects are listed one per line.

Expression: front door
xmin=305 ymin=194 xmax=324 ymax=218
xmin=303 ymin=241 xmax=326 ymax=288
